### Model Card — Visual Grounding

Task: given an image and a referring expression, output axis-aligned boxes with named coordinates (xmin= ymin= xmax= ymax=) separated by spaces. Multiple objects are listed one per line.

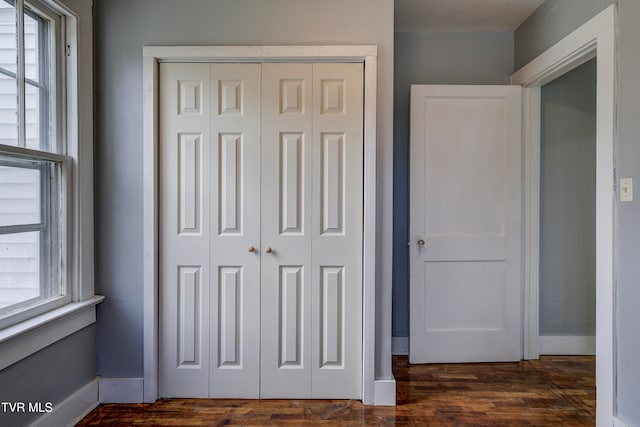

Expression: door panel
xmin=311 ymin=63 xmax=363 ymax=398
xmin=260 ymin=63 xmax=314 ymax=398
xmin=209 ymin=64 xmax=261 ymax=398
xmin=159 ymin=63 xmax=211 ymax=397
xmin=409 ymin=85 xmax=522 ymax=364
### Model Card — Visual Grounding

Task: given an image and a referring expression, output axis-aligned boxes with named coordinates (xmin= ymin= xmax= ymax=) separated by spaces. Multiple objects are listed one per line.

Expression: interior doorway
xmin=538 ymin=59 xmax=597 ymax=356
xmin=512 ymin=5 xmax=616 ymax=424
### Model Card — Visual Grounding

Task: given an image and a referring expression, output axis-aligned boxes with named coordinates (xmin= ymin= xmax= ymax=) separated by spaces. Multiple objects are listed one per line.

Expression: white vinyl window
xmin=0 ymin=0 xmax=69 ymax=329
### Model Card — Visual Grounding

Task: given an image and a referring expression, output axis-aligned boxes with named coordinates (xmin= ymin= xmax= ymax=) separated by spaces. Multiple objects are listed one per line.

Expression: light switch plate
xmin=620 ymin=177 xmax=633 ymax=202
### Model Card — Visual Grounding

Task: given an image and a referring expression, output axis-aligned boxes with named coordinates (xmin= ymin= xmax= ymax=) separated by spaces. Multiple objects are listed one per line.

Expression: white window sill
xmin=0 ymin=295 xmax=105 ymax=371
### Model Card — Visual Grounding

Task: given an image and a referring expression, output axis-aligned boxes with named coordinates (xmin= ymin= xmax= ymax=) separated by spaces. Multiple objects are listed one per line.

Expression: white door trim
xmin=512 ymin=5 xmax=616 ymax=426
xmin=142 ymin=45 xmax=378 ymax=405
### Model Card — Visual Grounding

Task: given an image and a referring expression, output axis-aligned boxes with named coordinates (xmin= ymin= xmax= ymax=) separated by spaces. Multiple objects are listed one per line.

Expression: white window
xmin=0 ymin=0 xmax=69 ymax=329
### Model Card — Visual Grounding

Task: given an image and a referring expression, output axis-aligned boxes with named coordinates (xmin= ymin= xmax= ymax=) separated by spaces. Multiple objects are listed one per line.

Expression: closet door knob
xmin=264 ymin=246 xmax=273 ymax=254
xmin=248 ymin=245 xmax=255 ymax=253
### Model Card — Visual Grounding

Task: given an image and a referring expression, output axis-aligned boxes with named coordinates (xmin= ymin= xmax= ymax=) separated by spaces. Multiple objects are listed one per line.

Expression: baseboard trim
xmin=99 ymin=378 xmax=144 ymax=403
xmin=392 ymin=337 xmax=408 ymax=355
xmin=30 ymin=377 xmax=98 ymax=427
xmin=539 ymin=335 xmax=595 ymax=355
xmin=374 ymin=378 xmax=396 ymax=406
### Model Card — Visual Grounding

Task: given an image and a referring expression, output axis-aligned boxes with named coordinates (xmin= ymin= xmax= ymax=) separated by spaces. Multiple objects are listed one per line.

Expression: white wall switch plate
xmin=620 ymin=177 xmax=633 ymax=202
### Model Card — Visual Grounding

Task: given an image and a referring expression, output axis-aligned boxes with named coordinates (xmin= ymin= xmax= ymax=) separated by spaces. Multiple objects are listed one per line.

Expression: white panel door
xmin=409 ymin=85 xmax=522 ymax=363
xmin=209 ymin=64 xmax=262 ymax=397
xmin=159 ymin=63 xmax=211 ymax=397
xmin=311 ymin=63 xmax=363 ymax=398
xmin=260 ymin=63 xmax=314 ymax=398
xmin=160 ymin=62 xmax=363 ymax=399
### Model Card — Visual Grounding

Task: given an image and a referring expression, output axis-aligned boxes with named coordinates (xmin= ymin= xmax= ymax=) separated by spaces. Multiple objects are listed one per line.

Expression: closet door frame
xmin=142 ymin=46 xmax=378 ymax=405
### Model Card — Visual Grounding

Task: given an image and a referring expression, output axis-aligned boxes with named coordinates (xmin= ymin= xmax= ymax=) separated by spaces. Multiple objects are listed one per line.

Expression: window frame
xmin=0 ymin=0 xmax=80 ymax=331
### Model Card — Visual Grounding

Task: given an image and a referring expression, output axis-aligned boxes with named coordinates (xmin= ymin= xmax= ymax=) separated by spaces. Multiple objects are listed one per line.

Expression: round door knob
xmin=417 ymin=239 xmax=425 ymax=248
xmin=248 ymin=245 xmax=255 ymax=253
xmin=264 ymin=246 xmax=273 ymax=254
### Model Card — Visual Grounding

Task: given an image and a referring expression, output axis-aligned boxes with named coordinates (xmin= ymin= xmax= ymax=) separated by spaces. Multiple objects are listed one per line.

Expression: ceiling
xmin=395 ymin=0 xmax=546 ymax=32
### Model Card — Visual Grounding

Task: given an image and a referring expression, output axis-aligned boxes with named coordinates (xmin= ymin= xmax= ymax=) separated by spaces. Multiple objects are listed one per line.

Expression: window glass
xmin=0 ymin=156 xmax=62 ymax=321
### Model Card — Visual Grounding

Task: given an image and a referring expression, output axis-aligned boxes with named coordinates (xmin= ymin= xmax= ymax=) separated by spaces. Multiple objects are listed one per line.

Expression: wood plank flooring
xmin=78 ymin=355 xmax=595 ymax=426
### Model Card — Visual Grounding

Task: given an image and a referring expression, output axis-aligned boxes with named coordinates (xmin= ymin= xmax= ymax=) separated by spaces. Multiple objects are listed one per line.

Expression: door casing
xmin=512 ymin=5 xmax=616 ymax=426
xmin=142 ymin=45 xmax=379 ymax=404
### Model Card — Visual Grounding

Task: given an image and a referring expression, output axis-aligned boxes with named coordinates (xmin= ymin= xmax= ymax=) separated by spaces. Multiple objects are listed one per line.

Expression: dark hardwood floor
xmin=77 ymin=355 xmax=595 ymax=426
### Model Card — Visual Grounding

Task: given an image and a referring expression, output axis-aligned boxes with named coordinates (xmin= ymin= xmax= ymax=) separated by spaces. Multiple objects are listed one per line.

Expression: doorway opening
xmin=512 ymin=5 xmax=616 ymax=425
xmin=538 ymin=59 xmax=597 ymax=356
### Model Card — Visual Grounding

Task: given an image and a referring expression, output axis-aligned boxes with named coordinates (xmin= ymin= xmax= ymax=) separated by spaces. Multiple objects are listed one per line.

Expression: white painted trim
xmin=373 ymin=379 xmax=396 ymax=406
xmin=614 ymin=416 xmax=629 ymax=427
xmin=512 ymin=5 xmax=617 ymax=426
xmin=99 ymin=378 xmax=144 ymax=404
xmin=522 ymin=87 xmax=541 ymax=361
xmin=539 ymin=335 xmax=596 ymax=355
xmin=392 ymin=337 xmax=408 ymax=355
xmin=143 ymin=46 xmax=379 ymax=405
xmin=30 ymin=377 xmax=99 ymax=427
xmin=0 ymin=296 xmax=103 ymax=370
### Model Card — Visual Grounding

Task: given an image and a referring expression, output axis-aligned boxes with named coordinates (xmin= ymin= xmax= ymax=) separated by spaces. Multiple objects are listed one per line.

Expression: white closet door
xmin=159 ymin=63 xmax=211 ymax=397
xmin=209 ymin=64 xmax=262 ymax=397
xmin=160 ymin=62 xmax=364 ymax=400
xmin=311 ymin=63 xmax=363 ymax=398
xmin=260 ymin=63 xmax=314 ymax=398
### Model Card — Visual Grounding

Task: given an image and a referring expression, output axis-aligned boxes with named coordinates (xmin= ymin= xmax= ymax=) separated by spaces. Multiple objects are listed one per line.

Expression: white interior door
xmin=260 ymin=63 xmax=314 ymax=397
xmin=209 ymin=64 xmax=262 ymax=397
xmin=159 ymin=63 xmax=212 ymax=397
xmin=260 ymin=63 xmax=363 ymax=399
xmin=409 ymin=85 xmax=522 ymax=363
xmin=160 ymin=62 xmax=363 ymax=399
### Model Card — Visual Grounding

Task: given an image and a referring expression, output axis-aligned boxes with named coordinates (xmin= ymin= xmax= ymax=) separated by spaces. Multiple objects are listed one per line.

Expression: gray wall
xmin=514 ymin=0 xmax=616 ymax=70
xmin=539 ymin=59 xmax=596 ymax=336
xmin=95 ymin=0 xmax=395 ymax=380
xmin=393 ymin=31 xmax=514 ymax=337
xmin=516 ymin=0 xmax=640 ymax=424
xmin=0 ymin=326 xmax=96 ymax=427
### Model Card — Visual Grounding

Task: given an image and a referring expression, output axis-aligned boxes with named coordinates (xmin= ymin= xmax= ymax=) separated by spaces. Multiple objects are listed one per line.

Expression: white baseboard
xmin=614 ymin=416 xmax=629 ymax=427
xmin=392 ymin=337 xmax=408 ymax=355
xmin=30 ymin=377 xmax=99 ymax=427
xmin=539 ymin=335 xmax=595 ymax=355
xmin=374 ymin=378 xmax=396 ymax=406
xmin=99 ymin=378 xmax=144 ymax=403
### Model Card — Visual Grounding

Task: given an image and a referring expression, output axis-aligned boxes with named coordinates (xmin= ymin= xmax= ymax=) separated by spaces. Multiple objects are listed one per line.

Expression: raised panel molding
xmin=178 ymin=80 xmax=202 ymax=115
xmin=179 ymin=134 xmax=201 ymax=234
xmin=218 ymin=267 xmax=242 ymax=367
xmin=218 ymin=134 xmax=242 ymax=235
xmin=321 ymin=79 xmax=346 ymax=115
xmin=280 ymin=266 xmax=303 ymax=367
xmin=280 ymin=79 xmax=304 ymax=114
xmin=321 ymin=266 xmax=344 ymax=368
xmin=280 ymin=133 xmax=303 ymax=234
xmin=219 ymin=80 xmax=242 ymax=115
xmin=321 ymin=133 xmax=345 ymax=235
xmin=178 ymin=266 xmax=201 ymax=367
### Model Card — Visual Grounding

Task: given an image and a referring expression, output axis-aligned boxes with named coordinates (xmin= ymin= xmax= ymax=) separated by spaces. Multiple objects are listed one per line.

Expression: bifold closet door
xmin=160 ymin=62 xmax=363 ymax=400
xmin=159 ymin=63 xmax=261 ymax=398
xmin=209 ymin=64 xmax=261 ymax=397
xmin=260 ymin=63 xmax=364 ymax=399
